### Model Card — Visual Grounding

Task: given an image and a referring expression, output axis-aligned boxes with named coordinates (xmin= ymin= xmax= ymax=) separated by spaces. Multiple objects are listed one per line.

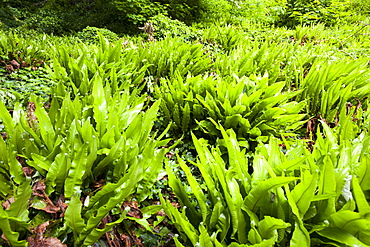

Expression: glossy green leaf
xmin=257 ymin=216 xmax=290 ymax=241
xmin=199 ymin=224 xmax=214 ymax=247
xmin=245 ymin=177 xmax=297 ymax=211
xmin=284 ymin=184 xmax=310 ymax=246
xmin=7 ymin=180 xmax=32 ymax=222
xmin=0 ymin=207 xmax=27 ymax=247
xmin=352 ymin=175 xmax=370 ymax=213
xmin=92 ymin=75 xmax=107 ymax=137
xmin=65 ymin=143 xmax=88 ymax=198
xmin=35 ymin=99 xmax=56 ymax=151
xmin=65 ymin=194 xmax=85 ymax=237
xmin=317 ymin=228 xmax=368 ymax=247
xmin=291 ymin=170 xmax=318 ymax=217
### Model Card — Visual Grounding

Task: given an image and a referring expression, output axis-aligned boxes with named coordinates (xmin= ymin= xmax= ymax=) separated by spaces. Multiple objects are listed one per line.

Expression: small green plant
xmin=154 ymin=74 xmax=306 ymax=150
xmin=0 ymin=67 xmax=53 ymax=109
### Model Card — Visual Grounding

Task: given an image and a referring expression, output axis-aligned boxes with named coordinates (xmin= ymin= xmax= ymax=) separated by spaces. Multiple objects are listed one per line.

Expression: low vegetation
xmin=0 ymin=0 xmax=370 ymax=246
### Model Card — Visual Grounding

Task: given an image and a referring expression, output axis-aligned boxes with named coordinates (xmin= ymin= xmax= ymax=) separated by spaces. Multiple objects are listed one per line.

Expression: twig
xmin=34 ymin=0 xmax=48 ymax=6
xmin=338 ymin=49 xmax=357 ymax=59
xmin=359 ymin=21 xmax=370 ymax=26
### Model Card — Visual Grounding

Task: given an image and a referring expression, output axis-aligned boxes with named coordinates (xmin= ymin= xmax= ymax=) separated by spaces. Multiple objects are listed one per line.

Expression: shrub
xmin=23 ymin=9 xmax=66 ymax=35
xmin=0 ymin=20 xmax=5 ymax=30
xmin=113 ymin=0 xmax=166 ymax=25
xmin=277 ymin=0 xmax=351 ymax=27
xmin=77 ymin=26 xmax=119 ymax=44
xmin=349 ymin=0 xmax=370 ymax=14
xmin=0 ymin=5 xmax=23 ymax=28
xmin=148 ymin=14 xmax=199 ymax=41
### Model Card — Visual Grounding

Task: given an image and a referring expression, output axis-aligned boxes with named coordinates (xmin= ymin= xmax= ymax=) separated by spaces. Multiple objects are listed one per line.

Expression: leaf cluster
xmin=0 ymin=21 xmax=369 ymax=246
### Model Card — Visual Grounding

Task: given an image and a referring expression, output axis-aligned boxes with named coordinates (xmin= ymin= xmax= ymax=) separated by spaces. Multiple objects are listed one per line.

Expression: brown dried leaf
xmin=36 ymin=221 xmax=49 ymax=239
xmin=22 ymin=167 xmax=35 ymax=177
xmin=123 ymin=201 xmax=142 ymax=219
xmin=57 ymin=195 xmax=68 ymax=217
xmin=93 ymin=179 xmax=105 ymax=188
xmin=16 ymin=156 xmax=26 ymax=166
xmin=105 ymin=231 xmax=121 ymax=247
xmin=32 ymin=180 xmax=46 ymax=198
xmin=28 ymin=221 xmax=49 ymax=247
xmin=120 ymin=233 xmax=134 ymax=247
xmin=32 ymin=180 xmax=60 ymax=214
xmin=1 ymin=233 xmax=8 ymax=242
xmin=43 ymin=237 xmax=67 ymax=247
xmin=27 ymin=102 xmax=38 ymax=130
xmin=42 ymin=204 xmax=60 ymax=214
xmin=28 ymin=235 xmax=67 ymax=247
xmin=28 ymin=221 xmax=67 ymax=246
xmin=27 ymin=236 xmax=37 ymax=247
xmin=132 ymin=233 xmax=143 ymax=247
xmin=6 ymin=64 xmax=14 ymax=74
xmin=9 ymin=60 xmax=20 ymax=69
xmin=21 ymin=61 xmax=29 ymax=68
xmin=119 ymin=231 xmax=143 ymax=247
xmin=171 ymin=202 xmax=181 ymax=209
xmin=157 ymin=209 xmax=165 ymax=217
xmin=38 ymin=221 xmax=49 ymax=230
xmin=2 ymin=197 xmax=15 ymax=210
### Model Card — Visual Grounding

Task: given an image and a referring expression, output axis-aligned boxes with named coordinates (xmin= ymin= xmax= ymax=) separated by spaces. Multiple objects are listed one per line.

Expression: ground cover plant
xmin=0 ymin=2 xmax=370 ymax=246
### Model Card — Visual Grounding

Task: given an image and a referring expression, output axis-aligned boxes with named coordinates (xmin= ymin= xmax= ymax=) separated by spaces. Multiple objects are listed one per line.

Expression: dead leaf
xmin=29 ymin=230 xmax=70 ymax=247
xmin=9 ymin=60 xmax=20 ymax=69
xmin=6 ymin=64 xmax=14 ymax=73
xmin=43 ymin=204 xmax=60 ymax=214
xmin=22 ymin=167 xmax=35 ymax=177
xmin=35 ymin=221 xmax=49 ymax=240
xmin=32 ymin=180 xmax=46 ymax=198
xmin=16 ymin=156 xmax=26 ymax=166
xmin=57 ymin=195 xmax=68 ymax=217
xmin=120 ymin=233 xmax=134 ymax=247
xmin=28 ymin=221 xmax=49 ymax=247
xmin=171 ymin=202 xmax=181 ymax=208
xmin=27 ymin=102 xmax=38 ymax=131
xmin=123 ymin=201 xmax=142 ymax=219
xmin=105 ymin=230 xmax=121 ymax=247
xmin=119 ymin=230 xmax=143 ymax=247
xmin=2 ymin=197 xmax=15 ymax=210
xmin=157 ymin=209 xmax=165 ymax=217
xmin=93 ymin=179 xmax=105 ymax=188
xmin=43 ymin=237 xmax=67 ymax=247
xmin=21 ymin=61 xmax=29 ymax=68
xmin=28 ymin=221 xmax=67 ymax=247
xmin=1 ymin=233 xmax=8 ymax=242
xmin=32 ymin=180 xmax=60 ymax=214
